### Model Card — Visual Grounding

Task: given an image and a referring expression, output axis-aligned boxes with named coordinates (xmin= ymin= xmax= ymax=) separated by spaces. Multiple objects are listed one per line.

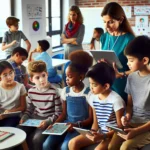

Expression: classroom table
xmin=0 ymin=127 xmax=28 ymax=150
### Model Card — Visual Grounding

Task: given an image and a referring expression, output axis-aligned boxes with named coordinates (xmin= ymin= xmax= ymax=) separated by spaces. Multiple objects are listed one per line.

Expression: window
xmin=0 ymin=0 xmax=13 ymax=43
xmin=46 ymin=0 xmax=63 ymax=48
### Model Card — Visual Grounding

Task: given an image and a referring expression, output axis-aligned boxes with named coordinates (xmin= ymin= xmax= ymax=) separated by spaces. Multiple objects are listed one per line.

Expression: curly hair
xmin=28 ymin=60 xmax=47 ymax=78
xmin=68 ymin=5 xmax=83 ymax=24
xmin=68 ymin=50 xmax=93 ymax=74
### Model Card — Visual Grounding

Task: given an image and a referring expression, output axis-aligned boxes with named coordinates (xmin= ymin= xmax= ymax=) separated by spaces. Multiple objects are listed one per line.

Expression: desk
xmin=0 ymin=127 xmax=27 ymax=150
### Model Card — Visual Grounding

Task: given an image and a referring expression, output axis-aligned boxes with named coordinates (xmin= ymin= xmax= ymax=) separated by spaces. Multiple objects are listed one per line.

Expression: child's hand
xmin=38 ymin=120 xmax=47 ymax=129
xmin=0 ymin=114 xmax=5 ymax=120
xmin=121 ymin=114 xmax=131 ymax=126
xmin=86 ymin=132 xmax=104 ymax=143
xmin=47 ymin=124 xmax=53 ymax=130
xmin=11 ymin=40 xmax=17 ymax=46
xmin=32 ymin=48 xmax=37 ymax=53
xmin=117 ymin=128 xmax=137 ymax=140
xmin=19 ymin=119 xmax=25 ymax=124
xmin=3 ymin=110 xmax=11 ymax=114
xmin=67 ymin=123 xmax=76 ymax=132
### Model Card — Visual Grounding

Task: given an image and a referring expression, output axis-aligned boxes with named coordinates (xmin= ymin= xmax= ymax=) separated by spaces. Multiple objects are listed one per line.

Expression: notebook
xmin=20 ymin=119 xmax=43 ymax=127
xmin=0 ymin=130 xmax=14 ymax=142
xmin=42 ymin=123 xmax=70 ymax=135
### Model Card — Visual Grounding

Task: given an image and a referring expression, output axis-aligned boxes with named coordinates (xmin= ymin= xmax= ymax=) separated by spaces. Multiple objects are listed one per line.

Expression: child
xmin=19 ymin=60 xmax=62 ymax=150
xmin=7 ymin=47 xmax=30 ymax=89
xmin=28 ymin=39 xmax=61 ymax=83
xmin=90 ymin=27 xmax=104 ymax=50
xmin=69 ymin=62 xmax=125 ymax=150
xmin=43 ymin=50 xmax=93 ymax=150
xmin=0 ymin=61 xmax=26 ymax=127
xmin=108 ymin=36 xmax=150 ymax=150
xmin=1 ymin=16 xmax=31 ymax=58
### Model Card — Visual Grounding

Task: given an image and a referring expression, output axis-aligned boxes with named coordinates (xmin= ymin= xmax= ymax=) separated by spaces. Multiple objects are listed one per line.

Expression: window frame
xmin=46 ymin=0 xmax=63 ymax=49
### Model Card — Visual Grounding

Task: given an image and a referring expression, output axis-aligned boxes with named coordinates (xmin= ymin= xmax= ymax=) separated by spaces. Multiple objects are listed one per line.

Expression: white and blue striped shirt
xmin=91 ymin=91 xmax=125 ymax=133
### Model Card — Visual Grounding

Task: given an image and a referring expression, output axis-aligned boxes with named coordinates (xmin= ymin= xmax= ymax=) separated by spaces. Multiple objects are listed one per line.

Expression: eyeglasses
xmin=1 ymin=71 xmax=14 ymax=79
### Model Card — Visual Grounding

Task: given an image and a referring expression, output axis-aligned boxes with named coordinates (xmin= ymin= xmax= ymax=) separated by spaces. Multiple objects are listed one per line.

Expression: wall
xmin=75 ymin=0 xmax=150 ymax=26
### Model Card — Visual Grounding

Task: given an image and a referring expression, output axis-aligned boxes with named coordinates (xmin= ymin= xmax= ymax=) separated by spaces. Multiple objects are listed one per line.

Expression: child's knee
xmin=120 ymin=142 xmax=131 ymax=150
xmin=68 ymin=138 xmax=78 ymax=149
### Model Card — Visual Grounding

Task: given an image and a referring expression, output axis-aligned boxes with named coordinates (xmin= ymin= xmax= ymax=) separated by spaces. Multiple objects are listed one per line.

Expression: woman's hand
xmin=112 ymin=62 xmax=124 ymax=78
xmin=117 ymin=128 xmax=137 ymax=140
xmin=86 ymin=132 xmax=103 ymax=143
xmin=38 ymin=120 xmax=47 ymax=129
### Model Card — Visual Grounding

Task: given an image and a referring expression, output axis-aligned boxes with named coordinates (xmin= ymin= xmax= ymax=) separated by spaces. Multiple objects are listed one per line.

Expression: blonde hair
xmin=28 ymin=61 xmax=47 ymax=78
xmin=68 ymin=5 xmax=83 ymax=24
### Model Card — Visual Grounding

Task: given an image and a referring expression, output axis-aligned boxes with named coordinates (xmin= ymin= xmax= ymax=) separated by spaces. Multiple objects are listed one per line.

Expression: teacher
xmin=100 ymin=2 xmax=135 ymax=102
xmin=61 ymin=5 xmax=85 ymax=59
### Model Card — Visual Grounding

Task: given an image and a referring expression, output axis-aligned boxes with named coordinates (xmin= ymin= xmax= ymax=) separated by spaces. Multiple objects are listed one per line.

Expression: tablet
xmin=42 ymin=123 xmax=70 ymax=135
xmin=73 ymin=127 xmax=93 ymax=137
xmin=106 ymin=124 xmax=127 ymax=135
xmin=20 ymin=119 xmax=43 ymax=127
xmin=86 ymin=50 xmax=123 ymax=69
xmin=1 ymin=111 xmax=21 ymax=118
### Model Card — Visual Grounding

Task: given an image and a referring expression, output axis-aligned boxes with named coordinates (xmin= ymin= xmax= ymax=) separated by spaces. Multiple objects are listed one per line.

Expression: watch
xmin=77 ymin=121 xmax=82 ymax=128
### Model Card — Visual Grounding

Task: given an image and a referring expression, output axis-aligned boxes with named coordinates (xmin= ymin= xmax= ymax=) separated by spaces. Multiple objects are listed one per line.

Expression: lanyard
xmin=108 ymin=35 xmax=120 ymax=50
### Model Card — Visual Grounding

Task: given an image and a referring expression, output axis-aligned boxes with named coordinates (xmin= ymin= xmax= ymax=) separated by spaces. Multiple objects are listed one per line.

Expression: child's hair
xmin=124 ymin=35 xmax=150 ymax=61
xmin=12 ymin=47 xmax=28 ymax=58
xmin=38 ymin=40 xmax=50 ymax=52
xmin=90 ymin=27 xmax=104 ymax=45
xmin=6 ymin=16 xmax=20 ymax=26
xmin=68 ymin=5 xmax=83 ymax=24
xmin=28 ymin=60 xmax=47 ymax=78
xmin=86 ymin=62 xmax=115 ymax=86
xmin=0 ymin=61 xmax=14 ymax=75
xmin=68 ymin=50 xmax=93 ymax=74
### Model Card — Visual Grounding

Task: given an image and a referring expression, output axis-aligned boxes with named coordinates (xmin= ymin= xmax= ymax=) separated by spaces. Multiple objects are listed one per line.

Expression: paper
xmin=42 ymin=123 xmax=69 ymax=135
xmin=123 ymin=6 xmax=132 ymax=18
xmin=20 ymin=119 xmax=43 ymax=127
xmin=134 ymin=6 xmax=150 ymax=15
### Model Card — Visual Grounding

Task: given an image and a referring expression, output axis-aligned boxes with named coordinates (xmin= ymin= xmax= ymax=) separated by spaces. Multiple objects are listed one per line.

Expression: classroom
xmin=0 ymin=0 xmax=150 ymax=150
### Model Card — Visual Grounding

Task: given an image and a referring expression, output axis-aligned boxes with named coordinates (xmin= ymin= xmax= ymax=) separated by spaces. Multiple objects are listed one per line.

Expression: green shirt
xmin=100 ymin=32 xmax=135 ymax=101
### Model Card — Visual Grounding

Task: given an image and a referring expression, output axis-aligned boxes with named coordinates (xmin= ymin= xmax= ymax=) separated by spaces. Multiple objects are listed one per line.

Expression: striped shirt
xmin=90 ymin=91 xmax=124 ymax=133
xmin=22 ymin=83 xmax=62 ymax=124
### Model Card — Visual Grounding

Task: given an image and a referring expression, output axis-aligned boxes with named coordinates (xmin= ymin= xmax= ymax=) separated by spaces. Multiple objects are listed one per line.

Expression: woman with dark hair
xmin=61 ymin=5 xmax=85 ymax=59
xmin=100 ymin=2 xmax=135 ymax=102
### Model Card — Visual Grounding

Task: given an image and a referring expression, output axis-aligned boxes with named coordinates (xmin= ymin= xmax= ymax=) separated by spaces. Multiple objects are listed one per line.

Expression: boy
xmin=2 ymin=16 xmax=31 ymax=58
xmin=108 ymin=36 xmax=150 ymax=150
xmin=29 ymin=39 xmax=62 ymax=83
xmin=7 ymin=47 xmax=29 ymax=88
xmin=19 ymin=60 xmax=62 ymax=150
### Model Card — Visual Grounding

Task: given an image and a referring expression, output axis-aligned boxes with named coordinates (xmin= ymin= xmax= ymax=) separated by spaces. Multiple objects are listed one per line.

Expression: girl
xmin=69 ymin=62 xmax=125 ymax=150
xmin=43 ymin=50 xmax=93 ymax=150
xmin=61 ymin=5 xmax=85 ymax=59
xmin=90 ymin=27 xmax=104 ymax=50
xmin=100 ymin=2 xmax=135 ymax=102
xmin=0 ymin=61 xmax=26 ymax=127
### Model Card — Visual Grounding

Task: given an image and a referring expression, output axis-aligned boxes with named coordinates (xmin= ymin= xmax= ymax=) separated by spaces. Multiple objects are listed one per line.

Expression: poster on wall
xmin=27 ymin=4 xmax=42 ymax=18
xmin=134 ymin=6 xmax=150 ymax=15
xmin=29 ymin=19 xmax=42 ymax=35
xmin=123 ymin=6 xmax=132 ymax=18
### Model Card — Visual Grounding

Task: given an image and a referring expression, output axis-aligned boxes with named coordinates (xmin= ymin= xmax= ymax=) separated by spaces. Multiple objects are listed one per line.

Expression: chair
xmin=52 ymin=54 xmax=64 ymax=70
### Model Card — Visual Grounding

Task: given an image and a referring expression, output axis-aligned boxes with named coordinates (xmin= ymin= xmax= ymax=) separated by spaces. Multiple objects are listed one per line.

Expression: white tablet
xmin=106 ymin=124 xmax=127 ymax=135
xmin=85 ymin=50 xmax=123 ymax=69
xmin=73 ymin=127 xmax=93 ymax=137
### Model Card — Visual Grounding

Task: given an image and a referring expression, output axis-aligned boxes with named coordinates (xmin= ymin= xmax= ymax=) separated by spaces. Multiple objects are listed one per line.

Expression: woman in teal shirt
xmin=100 ymin=2 xmax=135 ymax=102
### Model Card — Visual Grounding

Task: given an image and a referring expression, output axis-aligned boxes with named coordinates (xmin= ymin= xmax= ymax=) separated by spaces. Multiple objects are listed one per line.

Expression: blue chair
xmin=52 ymin=54 xmax=64 ymax=70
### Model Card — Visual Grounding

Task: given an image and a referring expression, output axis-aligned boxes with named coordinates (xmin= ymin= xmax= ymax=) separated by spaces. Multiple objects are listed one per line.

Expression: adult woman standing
xmin=100 ymin=2 xmax=135 ymax=102
xmin=61 ymin=5 xmax=85 ymax=59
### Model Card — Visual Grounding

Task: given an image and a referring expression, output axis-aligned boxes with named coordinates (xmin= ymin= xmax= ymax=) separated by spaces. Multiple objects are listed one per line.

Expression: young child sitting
xmin=28 ymin=39 xmax=61 ymax=83
xmin=69 ymin=62 xmax=125 ymax=150
xmin=108 ymin=36 xmax=150 ymax=150
xmin=43 ymin=50 xmax=93 ymax=150
xmin=19 ymin=60 xmax=62 ymax=150
xmin=90 ymin=27 xmax=104 ymax=50
xmin=2 ymin=16 xmax=31 ymax=59
xmin=7 ymin=47 xmax=31 ymax=90
xmin=0 ymin=61 xmax=26 ymax=127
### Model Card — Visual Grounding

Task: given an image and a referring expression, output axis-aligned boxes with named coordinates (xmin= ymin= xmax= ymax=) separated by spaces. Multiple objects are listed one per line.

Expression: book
xmin=73 ymin=127 xmax=93 ymax=137
xmin=42 ymin=123 xmax=70 ymax=135
xmin=1 ymin=111 xmax=21 ymax=118
xmin=0 ymin=130 xmax=14 ymax=142
xmin=20 ymin=119 xmax=43 ymax=127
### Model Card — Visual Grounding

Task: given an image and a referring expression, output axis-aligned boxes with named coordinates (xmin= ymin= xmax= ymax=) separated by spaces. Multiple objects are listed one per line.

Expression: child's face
xmin=9 ymin=23 xmax=19 ymax=32
xmin=30 ymin=71 xmax=48 ymax=89
xmin=103 ymin=15 xmax=120 ymax=34
xmin=89 ymin=78 xmax=106 ymax=94
xmin=93 ymin=30 xmax=100 ymax=39
xmin=66 ymin=66 xmax=81 ymax=87
xmin=0 ymin=68 xmax=15 ymax=85
xmin=14 ymin=53 xmax=27 ymax=65
xmin=69 ymin=11 xmax=78 ymax=23
xmin=126 ymin=55 xmax=144 ymax=72
xmin=36 ymin=44 xmax=42 ymax=52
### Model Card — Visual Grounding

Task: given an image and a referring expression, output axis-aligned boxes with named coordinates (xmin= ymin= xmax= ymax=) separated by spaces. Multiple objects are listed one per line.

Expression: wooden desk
xmin=0 ymin=127 xmax=28 ymax=150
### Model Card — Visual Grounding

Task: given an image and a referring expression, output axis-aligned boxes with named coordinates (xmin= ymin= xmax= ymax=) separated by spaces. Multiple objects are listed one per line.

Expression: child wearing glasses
xmin=0 ymin=61 xmax=26 ymax=127
xmin=1 ymin=16 xmax=31 ymax=59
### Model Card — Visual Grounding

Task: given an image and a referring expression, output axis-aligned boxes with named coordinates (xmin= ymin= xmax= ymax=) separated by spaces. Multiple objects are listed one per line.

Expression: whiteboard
xmin=80 ymin=7 xmax=105 ymax=44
